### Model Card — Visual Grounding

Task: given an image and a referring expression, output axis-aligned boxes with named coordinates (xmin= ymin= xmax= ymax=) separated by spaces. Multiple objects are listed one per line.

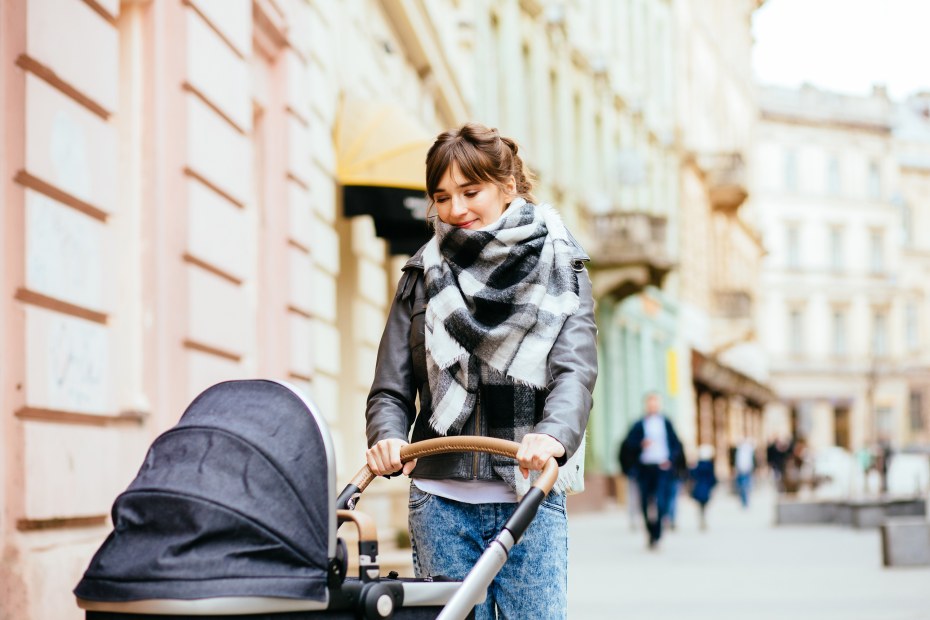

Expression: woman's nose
xmin=450 ymin=195 xmax=468 ymax=216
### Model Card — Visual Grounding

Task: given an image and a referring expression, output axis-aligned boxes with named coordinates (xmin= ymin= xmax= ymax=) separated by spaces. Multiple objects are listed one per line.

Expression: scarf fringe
xmin=511 ymin=439 xmax=587 ymax=499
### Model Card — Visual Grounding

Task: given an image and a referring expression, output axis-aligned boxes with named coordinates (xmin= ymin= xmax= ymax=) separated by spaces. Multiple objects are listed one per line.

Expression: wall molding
xmin=17 ymin=514 xmax=108 ymax=532
xmin=183 ymin=338 xmax=242 ymax=362
xmin=15 ymin=406 xmax=146 ymax=427
xmin=15 ymin=171 xmax=109 ymax=223
xmin=15 ymin=54 xmax=111 ymax=120
xmin=14 ymin=288 xmax=108 ymax=325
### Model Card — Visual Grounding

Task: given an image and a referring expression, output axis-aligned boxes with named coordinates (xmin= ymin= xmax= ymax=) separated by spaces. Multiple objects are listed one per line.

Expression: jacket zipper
xmin=472 ymin=394 xmax=480 ymax=479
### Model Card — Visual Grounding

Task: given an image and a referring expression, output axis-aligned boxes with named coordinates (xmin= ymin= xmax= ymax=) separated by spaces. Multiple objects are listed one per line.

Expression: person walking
xmin=619 ymin=392 xmax=683 ymax=549
xmin=734 ymin=437 xmax=755 ymax=508
xmin=365 ymin=122 xmax=598 ymax=620
xmin=689 ymin=444 xmax=718 ymax=530
xmin=766 ymin=435 xmax=791 ymax=492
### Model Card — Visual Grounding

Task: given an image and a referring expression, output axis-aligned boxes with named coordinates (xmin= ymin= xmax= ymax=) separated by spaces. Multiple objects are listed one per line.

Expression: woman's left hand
xmin=516 ymin=433 xmax=565 ymax=479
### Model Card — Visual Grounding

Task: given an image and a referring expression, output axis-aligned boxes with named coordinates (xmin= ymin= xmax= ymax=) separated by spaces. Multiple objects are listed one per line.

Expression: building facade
xmin=894 ymin=93 xmax=930 ymax=447
xmin=671 ymin=0 xmax=773 ymax=472
xmin=753 ymin=84 xmax=928 ymax=454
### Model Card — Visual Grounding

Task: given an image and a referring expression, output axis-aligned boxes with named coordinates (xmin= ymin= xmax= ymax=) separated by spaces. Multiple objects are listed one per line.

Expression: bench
xmin=881 ymin=518 xmax=930 ymax=567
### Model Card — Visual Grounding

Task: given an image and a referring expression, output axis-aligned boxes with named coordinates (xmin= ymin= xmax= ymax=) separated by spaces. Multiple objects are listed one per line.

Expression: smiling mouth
xmin=455 ymin=220 xmax=477 ymax=228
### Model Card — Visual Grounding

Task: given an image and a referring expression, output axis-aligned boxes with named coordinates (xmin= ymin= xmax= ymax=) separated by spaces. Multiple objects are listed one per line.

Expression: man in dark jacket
xmin=619 ymin=392 xmax=684 ymax=549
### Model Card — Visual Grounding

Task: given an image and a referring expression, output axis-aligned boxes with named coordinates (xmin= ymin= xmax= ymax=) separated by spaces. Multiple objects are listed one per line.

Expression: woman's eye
xmin=465 ymin=191 xmax=479 ymax=198
xmin=435 ymin=196 xmax=449 ymax=203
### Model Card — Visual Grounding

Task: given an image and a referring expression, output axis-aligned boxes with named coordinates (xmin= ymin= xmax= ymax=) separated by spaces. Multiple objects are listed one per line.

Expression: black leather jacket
xmin=365 ymin=243 xmax=598 ymax=482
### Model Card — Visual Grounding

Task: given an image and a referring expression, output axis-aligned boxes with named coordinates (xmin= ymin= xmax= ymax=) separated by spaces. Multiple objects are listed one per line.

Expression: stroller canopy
xmin=74 ymin=380 xmax=337 ymax=603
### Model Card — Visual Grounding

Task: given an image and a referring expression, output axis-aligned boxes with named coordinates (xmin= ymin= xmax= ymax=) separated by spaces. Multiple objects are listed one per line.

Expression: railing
xmin=698 ymin=152 xmax=748 ymax=212
xmin=714 ymin=289 xmax=753 ymax=319
xmin=585 ymin=210 xmax=669 ymax=267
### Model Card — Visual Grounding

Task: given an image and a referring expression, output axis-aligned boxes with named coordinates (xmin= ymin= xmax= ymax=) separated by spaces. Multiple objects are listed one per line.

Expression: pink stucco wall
xmin=1 ymin=1 xmax=326 ymax=616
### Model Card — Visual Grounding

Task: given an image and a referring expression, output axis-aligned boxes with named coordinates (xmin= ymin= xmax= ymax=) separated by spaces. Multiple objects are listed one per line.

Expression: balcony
xmin=698 ymin=152 xmax=749 ymax=213
xmin=583 ymin=210 xmax=673 ymax=299
xmin=714 ymin=289 xmax=753 ymax=319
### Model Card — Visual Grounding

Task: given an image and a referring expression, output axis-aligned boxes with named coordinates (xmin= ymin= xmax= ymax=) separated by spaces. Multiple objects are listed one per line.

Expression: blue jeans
xmin=408 ymin=483 xmax=568 ymax=620
xmin=636 ymin=465 xmax=672 ymax=544
xmin=736 ymin=472 xmax=752 ymax=507
xmin=663 ymin=476 xmax=681 ymax=526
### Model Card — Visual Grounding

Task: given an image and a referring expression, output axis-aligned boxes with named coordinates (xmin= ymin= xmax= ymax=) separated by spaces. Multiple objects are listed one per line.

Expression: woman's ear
xmin=505 ymin=175 xmax=517 ymax=195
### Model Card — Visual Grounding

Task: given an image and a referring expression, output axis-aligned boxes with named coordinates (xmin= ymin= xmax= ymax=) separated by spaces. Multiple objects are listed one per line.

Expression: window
xmin=832 ymin=309 xmax=847 ymax=357
xmin=784 ymin=149 xmax=798 ymax=192
xmin=876 ymin=407 xmax=893 ymax=436
xmin=834 ymin=406 xmax=850 ymax=448
xmin=872 ymin=309 xmax=888 ymax=357
xmin=786 ymin=224 xmax=800 ymax=269
xmin=868 ymin=161 xmax=881 ymax=199
xmin=906 ymin=300 xmax=919 ymax=352
xmin=902 ymin=204 xmax=914 ymax=246
xmin=827 ymin=155 xmax=840 ymax=195
xmin=869 ymin=229 xmax=884 ymax=274
xmin=789 ymin=308 xmax=804 ymax=356
xmin=829 ymin=226 xmax=844 ymax=272
xmin=910 ymin=391 xmax=925 ymax=431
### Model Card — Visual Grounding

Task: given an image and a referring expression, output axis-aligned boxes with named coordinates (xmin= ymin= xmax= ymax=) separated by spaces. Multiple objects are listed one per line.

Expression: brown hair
xmin=425 ymin=123 xmax=536 ymax=212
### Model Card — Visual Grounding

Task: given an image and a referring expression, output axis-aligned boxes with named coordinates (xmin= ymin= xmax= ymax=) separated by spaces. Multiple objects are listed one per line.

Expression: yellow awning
xmin=334 ymin=97 xmax=435 ymax=191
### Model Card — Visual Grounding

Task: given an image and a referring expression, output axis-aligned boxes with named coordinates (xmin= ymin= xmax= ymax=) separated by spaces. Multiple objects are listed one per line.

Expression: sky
xmin=752 ymin=0 xmax=930 ymax=100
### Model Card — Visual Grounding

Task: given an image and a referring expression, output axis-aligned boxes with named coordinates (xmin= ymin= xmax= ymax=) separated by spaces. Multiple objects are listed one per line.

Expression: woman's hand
xmin=366 ymin=438 xmax=417 ymax=476
xmin=516 ymin=433 xmax=565 ymax=479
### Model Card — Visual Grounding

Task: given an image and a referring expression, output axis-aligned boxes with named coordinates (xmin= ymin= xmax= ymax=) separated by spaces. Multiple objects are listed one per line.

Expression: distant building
xmin=894 ymin=92 xmax=930 ymax=446
xmin=753 ymin=83 xmax=928 ymax=452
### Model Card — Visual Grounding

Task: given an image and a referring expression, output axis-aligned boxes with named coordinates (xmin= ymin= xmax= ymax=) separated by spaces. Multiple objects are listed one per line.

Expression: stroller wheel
xmin=361 ymin=582 xmax=397 ymax=618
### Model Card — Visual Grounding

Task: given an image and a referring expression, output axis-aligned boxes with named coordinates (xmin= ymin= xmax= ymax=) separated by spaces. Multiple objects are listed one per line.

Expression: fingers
xmin=402 ymin=459 xmax=418 ymax=476
xmin=365 ymin=438 xmax=408 ymax=476
xmin=516 ymin=433 xmax=566 ymax=474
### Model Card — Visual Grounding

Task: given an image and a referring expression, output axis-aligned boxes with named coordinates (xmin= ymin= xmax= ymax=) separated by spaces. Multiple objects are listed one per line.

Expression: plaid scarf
xmin=423 ymin=198 xmax=584 ymax=495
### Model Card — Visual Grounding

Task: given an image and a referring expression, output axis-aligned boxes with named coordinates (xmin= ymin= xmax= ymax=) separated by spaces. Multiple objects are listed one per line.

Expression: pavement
xmin=567 ymin=484 xmax=930 ymax=620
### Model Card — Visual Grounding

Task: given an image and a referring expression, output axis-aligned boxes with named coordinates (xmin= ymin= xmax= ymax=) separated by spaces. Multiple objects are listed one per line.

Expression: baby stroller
xmin=74 ymin=379 xmax=558 ymax=620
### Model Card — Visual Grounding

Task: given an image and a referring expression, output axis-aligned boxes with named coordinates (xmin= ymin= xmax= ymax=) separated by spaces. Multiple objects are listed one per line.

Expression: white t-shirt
xmin=413 ymin=478 xmax=517 ymax=504
xmin=735 ymin=442 xmax=754 ymax=474
xmin=640 ymin=415 xmax=670 ymax=465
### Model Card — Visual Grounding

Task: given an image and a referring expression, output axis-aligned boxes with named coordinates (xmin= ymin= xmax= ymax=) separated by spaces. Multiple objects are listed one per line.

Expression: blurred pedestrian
xmin=663 ymin=445 xmax=688 ymax=531
xmin=766 ymin=435 xmax=791 ymax=492
xmin=689 ymin=444 xmax=718 ymax=530
xmin=734 ymin=437 xmax=755 ymax=508
xmin=782 ymin=436 xmax=807 ymax=493
xmin=614 ymin=441 xmax=640 ymax=530
xmin=875 ymin=437 xmax=893 ymax=495
xmin=619 ymin=392 xmax=683 ymax=549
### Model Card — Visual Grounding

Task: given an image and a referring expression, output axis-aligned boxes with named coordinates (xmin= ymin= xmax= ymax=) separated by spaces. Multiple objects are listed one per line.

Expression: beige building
xmin=894 ymin=93 xmax=930 ymax=446
xmin=673 ymin=0 xmax=773 ymax=468
xmin=753 ymin=84 xmax=928 ymax=453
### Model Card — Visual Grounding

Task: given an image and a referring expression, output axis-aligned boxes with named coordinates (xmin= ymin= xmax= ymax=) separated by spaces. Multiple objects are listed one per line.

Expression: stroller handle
xmin=340 ymin=436 xmax=559 ymax=507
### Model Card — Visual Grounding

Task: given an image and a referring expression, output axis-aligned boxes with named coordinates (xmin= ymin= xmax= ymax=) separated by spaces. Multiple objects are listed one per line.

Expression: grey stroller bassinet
xmin=74 ymin=379 xmax=559 ymax=620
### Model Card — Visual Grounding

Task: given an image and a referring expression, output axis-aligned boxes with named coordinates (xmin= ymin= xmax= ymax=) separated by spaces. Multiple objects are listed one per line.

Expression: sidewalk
xmin=567 ymin=484 xmax=930 ymax=620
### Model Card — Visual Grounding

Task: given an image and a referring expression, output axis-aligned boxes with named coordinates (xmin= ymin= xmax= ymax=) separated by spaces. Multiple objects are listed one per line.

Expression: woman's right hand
xmin=366 ymin=438 xmax=417 ymax=476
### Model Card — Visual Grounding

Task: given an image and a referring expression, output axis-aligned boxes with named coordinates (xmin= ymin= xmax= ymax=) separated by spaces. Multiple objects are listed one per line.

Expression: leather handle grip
xmin=348 ymin=436 xmax=559 ymax=497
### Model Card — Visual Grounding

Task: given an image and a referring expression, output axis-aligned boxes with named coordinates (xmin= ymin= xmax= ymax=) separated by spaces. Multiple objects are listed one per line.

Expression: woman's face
xmin=432 ymin=162 xmax=515 ymax=230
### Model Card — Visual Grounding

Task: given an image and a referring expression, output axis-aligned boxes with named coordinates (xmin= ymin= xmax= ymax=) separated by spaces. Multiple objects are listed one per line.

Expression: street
xmin=567 ymin=484 xmax=930 ymax=620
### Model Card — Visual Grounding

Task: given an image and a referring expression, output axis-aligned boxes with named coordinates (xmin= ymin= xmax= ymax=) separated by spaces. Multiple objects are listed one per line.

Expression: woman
xmin=365 ymin=122 xmax=597 ymax=619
